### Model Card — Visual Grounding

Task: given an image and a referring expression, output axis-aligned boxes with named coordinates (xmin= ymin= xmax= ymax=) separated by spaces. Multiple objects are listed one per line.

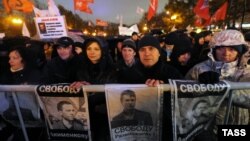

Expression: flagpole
xmin=240 ymin=0 xmax=246 ymax=31
xmin=73 ymin=0 xmax=77 ymax=29
xmin=226 ymin=0 xmax=233 ymax=28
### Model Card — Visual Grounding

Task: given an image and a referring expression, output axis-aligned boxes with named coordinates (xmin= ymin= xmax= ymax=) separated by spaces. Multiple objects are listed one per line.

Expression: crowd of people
xmin=0 ymin=28 xmax=250 ymax=141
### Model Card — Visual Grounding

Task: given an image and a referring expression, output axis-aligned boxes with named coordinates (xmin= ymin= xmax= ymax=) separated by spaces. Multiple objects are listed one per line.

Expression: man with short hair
xmin=53 ymin=101 xmax=84 ymax=130
xmin=112 ymin=89 xmax=153 ymax=127
xmin=41 ymin=36 xmax=81 ymax=84
xmin=117 ymin=35 xmax=183 ymax=140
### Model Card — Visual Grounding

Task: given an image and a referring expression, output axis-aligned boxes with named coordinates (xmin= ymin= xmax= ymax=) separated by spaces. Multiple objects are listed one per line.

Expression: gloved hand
xmin=198 ymin=71 xmax=220 ymax=84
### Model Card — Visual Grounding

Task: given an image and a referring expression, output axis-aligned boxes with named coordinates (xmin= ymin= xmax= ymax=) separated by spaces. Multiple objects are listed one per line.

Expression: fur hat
xmin=138 ymin=35 xmax=161 ymax=52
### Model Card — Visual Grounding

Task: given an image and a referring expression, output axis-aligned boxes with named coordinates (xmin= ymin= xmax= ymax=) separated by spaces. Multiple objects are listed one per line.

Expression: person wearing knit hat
xmin=137 ymin=35 xmax=163 ymax=68
xmin=117 ymin=34 xmax=183 ymax=140
xmin=122 ymin=39 xmax=136 ymax=52
xmin=116 ymin=39 xmax=138 ymax=68
xmin=186 ymin=29 xmax=250 ymax=140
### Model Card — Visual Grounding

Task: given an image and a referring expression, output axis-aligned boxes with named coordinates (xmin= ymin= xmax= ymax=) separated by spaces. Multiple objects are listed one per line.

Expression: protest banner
xmin=34 ymin=16 xmax=68 ymax=39
xmin=170 ymin=80 xmax=230 ymax=141
xmin=105 ymin=85 xmax=162 ymax=141
xmin=36 ymin=83 xmax=91 ymax=141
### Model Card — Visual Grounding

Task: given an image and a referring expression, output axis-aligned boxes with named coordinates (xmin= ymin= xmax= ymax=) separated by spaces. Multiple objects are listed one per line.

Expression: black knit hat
xmin=132 ymin=32 xmax=138 ymax=36
xmin=122 ymin=39 xmax=136 ymax=51
xmin=56 ymin=36 xmax=74 ymax=48
xmin=138 ymin=35 xmax=161 ymax=52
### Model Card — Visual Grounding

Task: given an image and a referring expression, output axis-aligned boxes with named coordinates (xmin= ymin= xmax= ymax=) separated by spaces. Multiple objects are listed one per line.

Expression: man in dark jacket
xmin=118 ymin=35 xmax=183 ymax=140
xmin=111 ymin=89 xmax=153 ymax=128
xmin=41 ymin=36 xmax=81 ymax=84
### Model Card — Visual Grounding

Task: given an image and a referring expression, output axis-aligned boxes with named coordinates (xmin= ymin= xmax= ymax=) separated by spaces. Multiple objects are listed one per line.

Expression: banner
xmin=170 ymin=80 xmax=230 ymax=141
xmin=211 ymin=1 xmax=228 ymax=22
xmin=136 ymin=6 xmax=144 ymax=15
xmin=147 ymin=0 xmax=158 ymax=21
xmin=34 ymin=16 xmax=68 ymax=39
xmin=47 ymin=0 xmax=61 ymax=16
xmin=105 ymin=85 xmax=162 ymax=141
xmin=3 ymin=0 xmax=33 ymax=13
xmin=0 ymin=91 xmax=42 ymax=128
xmin=74 ymin=0 xmax=93 ymax=14
xmin=96 ymin=19 xmax=108 ymax=27
xmin=36 ymin=84 xmax=91 ymax=141
xmin=193 ymin=0 xmax=210 ymax=20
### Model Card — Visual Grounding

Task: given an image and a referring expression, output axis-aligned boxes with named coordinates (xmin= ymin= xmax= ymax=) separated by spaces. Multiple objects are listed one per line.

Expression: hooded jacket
xmin=186 ymin=30 xmax=250 ymax=125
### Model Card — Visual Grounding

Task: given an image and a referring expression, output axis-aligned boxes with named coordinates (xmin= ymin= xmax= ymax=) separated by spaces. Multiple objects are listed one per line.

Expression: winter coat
xmin=41 ymin=55 xmax=81 ymax=84
xmin=186 ymin=50 xmax=250 ymax=125
xmin=117 ymin=59 xmax=183 ymax=141
xmin=118 ymin=60 xmax=183 ymax=84
xmin=1 ymin=67 xmax=41 ymax=85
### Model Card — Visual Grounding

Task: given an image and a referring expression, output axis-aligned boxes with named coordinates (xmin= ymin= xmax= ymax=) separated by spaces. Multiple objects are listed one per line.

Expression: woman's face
xmin=9 ymin=50 xmax=24 ymax=71
xmin=86 ymin=42 xmax=102 ymax=64
xmin=215 ymin=47 xmax=238 ymax=63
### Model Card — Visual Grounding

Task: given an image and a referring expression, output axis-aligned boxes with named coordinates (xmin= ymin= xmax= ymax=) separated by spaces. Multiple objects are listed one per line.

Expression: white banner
xmin=36 ymin=84 xmax=91 ymax=141
xmin=34 ymin=16 xmax=68 ymax=39
xmin=105 ymin=85 xmax=162 ymax=141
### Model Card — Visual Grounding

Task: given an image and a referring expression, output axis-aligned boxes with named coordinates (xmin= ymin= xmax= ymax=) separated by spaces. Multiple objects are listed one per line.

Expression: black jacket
xmin=41 ymin=55 xmax=81 ymax=84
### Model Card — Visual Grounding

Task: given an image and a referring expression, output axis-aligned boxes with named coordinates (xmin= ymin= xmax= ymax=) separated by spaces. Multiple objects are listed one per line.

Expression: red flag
xmin=194 ymin=16 xmax=211 ymax=27
xmin=3 ymin=0 xmax=34 ymax=13
xmin=211 ymin=1 xmax=228 ymax=22
xmin=96 ymin=19 xmax=108 ymax=27
xmin=193 ymin=0 xmax=210 ymax=20
xmin=147 ymin=0 xmax=158 ymax=21
xmin=74 ymin=0 xmax=93 ymax=14
xmin=194 ymin=17 xmax=204 ymax=27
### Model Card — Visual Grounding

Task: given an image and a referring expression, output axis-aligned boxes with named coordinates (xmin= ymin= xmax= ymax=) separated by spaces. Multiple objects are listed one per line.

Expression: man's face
xmin=121 ymin=95 xmax=136 ymax=111
xmin=121 ymin=47 xmax=136 ymax=62
xmin=57 ymin=46 xmax=73 ymax=60
xmin=61 ymin=104 xmax=76 ymax=121
xmin=215 ymin=46 xmax=238 ymax=63
xmin=139 ymin=46 xmax=160 ymax=67
xmin=193 ymin=102 xmax=208 ymax=118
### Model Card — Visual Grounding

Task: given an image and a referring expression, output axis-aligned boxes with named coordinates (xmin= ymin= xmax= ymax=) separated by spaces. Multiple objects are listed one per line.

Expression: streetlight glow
xmin=11 ymin=18 xmax=23 ymax=24
xmin=170 ymin=15 xmax=177 ymax=20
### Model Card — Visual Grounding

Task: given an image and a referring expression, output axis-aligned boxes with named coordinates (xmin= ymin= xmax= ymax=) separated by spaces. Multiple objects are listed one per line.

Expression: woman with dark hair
xmin=1 ymin=46 xmax=41 ymax=84
xmin=70 ymin=37 xmax=116 ymax=141
xmin=0 ymin=46 xmax=44 ymax=141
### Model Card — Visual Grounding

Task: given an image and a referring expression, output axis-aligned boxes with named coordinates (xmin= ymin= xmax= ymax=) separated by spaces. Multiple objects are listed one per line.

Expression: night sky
xmin=39 ymin=0 xmax=168 ymax=25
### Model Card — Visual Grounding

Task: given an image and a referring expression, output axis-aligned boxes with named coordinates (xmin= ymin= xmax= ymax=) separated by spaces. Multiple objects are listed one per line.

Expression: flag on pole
xmin=193 ymin=0 xmax=210 ymax=20
xmin=3 ymin=0 xmax=33 ymax=13
xmin=22 ymin=22 xmax=30 ymax=37
xmin=136 ymin=6 xmax=144 ymax=15
xmin=147 ymin=0 xmax=158 ymax=21
xmin=47 ymin=0 xmax=60 ymax=16
xmin=33 ymin=6 xmax=50 ymax=17
xmin=194 ymin=16 xmax=204 ymax=27
xmin=211 ymin=1 xmax=228 ymax=22
xmin=74 ymin=0 xmax=93 ymax=14
xmin=96 ymin=19 xmax=108 ymax=27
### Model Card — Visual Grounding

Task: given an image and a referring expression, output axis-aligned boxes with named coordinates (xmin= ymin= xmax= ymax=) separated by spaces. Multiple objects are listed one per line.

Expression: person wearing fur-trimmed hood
xmin=186 ymin=29 xmax=250 ymax=140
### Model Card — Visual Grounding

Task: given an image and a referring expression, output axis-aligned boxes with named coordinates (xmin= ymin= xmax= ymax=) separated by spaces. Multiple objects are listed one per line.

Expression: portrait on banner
xmin=106 ymin=85 xmax=161 ymax=141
